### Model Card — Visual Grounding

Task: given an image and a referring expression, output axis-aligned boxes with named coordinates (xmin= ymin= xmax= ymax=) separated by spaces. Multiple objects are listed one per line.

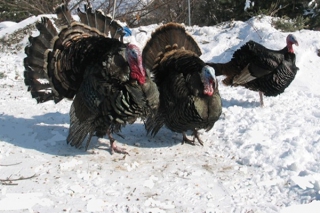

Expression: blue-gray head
xmin=286 ymin=34 xmax=299 ymax=53
xmin=200 ymin=65 xmax=218 ymax=96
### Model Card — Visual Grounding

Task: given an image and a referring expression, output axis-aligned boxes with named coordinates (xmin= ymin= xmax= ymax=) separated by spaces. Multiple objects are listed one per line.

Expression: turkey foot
xmin=110 ymin=141 xmax=129 ymax=155
xmin=181 ymin=132 xmax=196 ymax=146
xmin=192 ymin=130 xmax=204 ymax=146
xmin=108 ymin=131 xmax=129 ymax=155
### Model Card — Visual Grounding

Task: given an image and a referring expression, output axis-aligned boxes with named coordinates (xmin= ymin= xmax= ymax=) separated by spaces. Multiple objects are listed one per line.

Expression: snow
xmin=1 ymin=14 xmax=320 ymax=213
xmin=0 ymin=17 xmax=37 ymax=38
xmin=0 ymin=21 xmax=17 ymax=30
xmin=244 ymin=0 xmax=252 ymax=11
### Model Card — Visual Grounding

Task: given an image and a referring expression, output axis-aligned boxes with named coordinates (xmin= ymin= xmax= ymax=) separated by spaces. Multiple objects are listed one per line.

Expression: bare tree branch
xmin=0 ymin=173 xmax=38 ymax=182
xmin=0 ymin=162 xmax=22 ymax=166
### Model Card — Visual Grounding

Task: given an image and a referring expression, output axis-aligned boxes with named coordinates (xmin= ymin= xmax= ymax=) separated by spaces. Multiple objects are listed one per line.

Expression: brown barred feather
xmin=23 ymin=1 xmax=159 ymax=153
xmin=143 ymin=23 xmax=221 ymax=145
xmin=77 ymin=3 xmax=124 ymax=41
xmin=142 ymin=22 xmax=201 ymax=71
xmin=206 ymin=38 xmax=299 ymax=106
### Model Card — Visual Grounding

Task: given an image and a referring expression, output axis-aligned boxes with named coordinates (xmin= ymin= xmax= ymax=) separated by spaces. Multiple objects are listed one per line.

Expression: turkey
xmin=24 ymin=2 xmax=159 ymax=154
xmin=206 ymin=34 xmax=299 ymax=106
xmin=143 ymin=23 xmax=222 ymax=146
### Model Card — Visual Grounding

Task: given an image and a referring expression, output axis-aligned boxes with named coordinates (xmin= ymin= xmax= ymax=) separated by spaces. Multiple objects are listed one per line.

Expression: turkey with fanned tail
xmin=206 ymin=34 xmax=299 ymax=106
xmin=143 ymin=23 xmax=222 ymax=146
xmin=23 ymin=2 xmax=159 ymax=154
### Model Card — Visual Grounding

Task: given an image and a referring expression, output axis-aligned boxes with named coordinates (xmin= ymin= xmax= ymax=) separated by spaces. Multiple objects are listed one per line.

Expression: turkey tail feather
xmin=24 ymin=1 xmax=126 ymax=104
xmin=54 ymin=2 xmax=75 ymax=27
xmin=145 ymin=113 xmax=165 ymax=137
xmin=206 ymin=62 xmax=244 ymax=80
xmin=143 ymin=23 xmax=201 ymax=71
xmin=67 ymin=100 xmax=96 ymax=150
xmin=24 ymin=17 xmax=63 ymax=103
xmin=77 ymin=3 xmax=124 ymax=41
xmin=232 ymin=64 xmax=257 ymax=85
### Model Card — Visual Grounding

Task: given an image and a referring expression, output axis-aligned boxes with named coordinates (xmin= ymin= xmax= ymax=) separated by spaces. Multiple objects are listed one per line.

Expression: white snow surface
xmin=1 ymin=15 xmax=320 ymax=213
xmin=0 ymin=21 xmax=17 ymax=30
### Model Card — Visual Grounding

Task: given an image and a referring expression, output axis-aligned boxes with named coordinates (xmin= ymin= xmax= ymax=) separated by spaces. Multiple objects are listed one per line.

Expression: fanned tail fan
xmin=77 ymin=2 xmax=125 ymax=41
xmin=24 ymin=1 xmax=125 ymax=104
xmin=24 ymin=17 xmax=62 ymax=103
xmin=142 ymin=23 xmax=202 ymax=71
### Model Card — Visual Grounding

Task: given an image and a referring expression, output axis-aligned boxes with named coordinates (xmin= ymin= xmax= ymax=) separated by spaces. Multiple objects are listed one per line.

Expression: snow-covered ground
xmin=1 ymin=14 xmax=320 ymax=213
xmin=0 ymin=21 xmax=16 ymax=31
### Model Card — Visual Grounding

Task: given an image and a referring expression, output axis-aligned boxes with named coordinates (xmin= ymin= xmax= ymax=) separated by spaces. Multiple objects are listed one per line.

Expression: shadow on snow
xmin=0 ymin=112 xmax=180 ymax=156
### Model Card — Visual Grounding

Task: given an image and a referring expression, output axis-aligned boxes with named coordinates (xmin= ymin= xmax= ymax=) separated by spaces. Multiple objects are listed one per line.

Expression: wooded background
xmin=0 ymin=0 xmax=319 ymax=31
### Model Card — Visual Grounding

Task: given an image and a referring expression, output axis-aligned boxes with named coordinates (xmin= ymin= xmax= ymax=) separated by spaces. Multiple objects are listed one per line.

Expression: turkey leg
xmin=107 ymin=130 xmax=129 ymax=155
xmin=181 ymin=131 xmax=204 ymax=146
xmin=192 ymin=130 xmax=204 ymax=146
xmin=182 ymin=132 xmax=195 ymax=145
xmin=259 ymin=91 xmax=264 ymax=107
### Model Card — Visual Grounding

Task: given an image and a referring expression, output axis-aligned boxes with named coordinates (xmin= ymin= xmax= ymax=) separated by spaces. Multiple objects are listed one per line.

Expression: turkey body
xmin=207 ymin=34 xmax=299 ymax=106
xmin=24 ymin=3 xmax=159 ymax=154
xmin=144 ymin=23 xmax=222 ymax=145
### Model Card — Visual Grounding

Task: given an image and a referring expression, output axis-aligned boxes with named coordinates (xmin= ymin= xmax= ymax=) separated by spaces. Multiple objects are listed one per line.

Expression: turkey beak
xmin=295 ymin=41 xmax=299 ymax=46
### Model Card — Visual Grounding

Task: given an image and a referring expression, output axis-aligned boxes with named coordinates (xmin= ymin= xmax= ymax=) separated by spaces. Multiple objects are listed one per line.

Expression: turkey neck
xmin=287 ymin=43 xmax=294 ymax=53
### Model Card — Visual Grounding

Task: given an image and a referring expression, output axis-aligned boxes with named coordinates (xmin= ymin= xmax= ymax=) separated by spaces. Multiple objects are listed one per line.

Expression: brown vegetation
xmin=0 ymin=0 xmax=319 ymax=31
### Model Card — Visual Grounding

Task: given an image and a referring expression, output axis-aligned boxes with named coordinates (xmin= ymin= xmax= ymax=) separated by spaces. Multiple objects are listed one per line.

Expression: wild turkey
xmin=207 ymin=34 xmax=299 ymax=106
xmin=143 ymin=23 xmax=222 ymax=146
xmin=23 ymin=2 xmax=159 ymax=154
